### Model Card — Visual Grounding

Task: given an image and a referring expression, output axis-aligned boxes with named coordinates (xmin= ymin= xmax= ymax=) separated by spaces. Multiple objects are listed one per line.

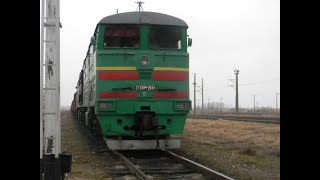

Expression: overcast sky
xmin=42 ymin=0 xmax=280 ymax=108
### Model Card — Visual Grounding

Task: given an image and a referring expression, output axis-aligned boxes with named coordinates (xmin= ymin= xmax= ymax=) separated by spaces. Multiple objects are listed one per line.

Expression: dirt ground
xmin=61 ymin=111 xmax=279 ymax=180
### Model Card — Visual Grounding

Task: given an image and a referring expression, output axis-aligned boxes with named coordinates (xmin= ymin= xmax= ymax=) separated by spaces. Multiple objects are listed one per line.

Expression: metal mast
xmin=41 ymin=0 xmax=61 ymax=178
xmin=276 ymin=92 xmax=280 ymax=112
xmin=193 ymin=73 xmax=196 ymax=118
xmin=228 ymin=69 xmax=240 ymax=113
xmin=136 ymin=1 xmax=144 ymax=11
xmin=201 ymin=78 xmax=204 ymax=113
xmin=253 ymin=95 xmax=256 ymax=112
xmin=234 ymin=69 xmax=239 ymax=113
xmin=42 ymin=0 xmax=61 ymax=158
xmin=41 ymin=0 xmax=71 ymax=179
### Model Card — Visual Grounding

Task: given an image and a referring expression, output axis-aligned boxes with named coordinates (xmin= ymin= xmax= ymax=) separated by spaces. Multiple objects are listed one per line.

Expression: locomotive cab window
xmin=149 ymin=27 xmax=181 ymax=50
xmin=104 ymin=26 xmax=139 ymax=48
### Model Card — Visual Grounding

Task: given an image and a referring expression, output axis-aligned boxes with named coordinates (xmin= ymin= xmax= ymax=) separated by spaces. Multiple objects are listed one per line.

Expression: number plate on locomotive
xmin=135 ymin=85 xmax=156 ymax=91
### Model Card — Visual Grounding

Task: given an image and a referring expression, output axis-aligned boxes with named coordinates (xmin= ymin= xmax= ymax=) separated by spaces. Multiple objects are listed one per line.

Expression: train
xmin=70 ymin=11 xmax=192 ymax=150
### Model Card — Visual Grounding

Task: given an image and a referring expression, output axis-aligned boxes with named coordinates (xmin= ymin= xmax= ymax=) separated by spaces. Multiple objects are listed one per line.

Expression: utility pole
xmin=41 ymin=0 xmax=71 ymax=179
xmin=136 ymin=1 xmax=144 ymax=11
xmin=220 ymin=97 xmax=223 ymax=112
xmin=193 ymin=73 xmax=196 ymax=118
xmin=253 ymin=95 xmax=256 ymax=112
xmin=193 ymin=74 xmax=204 ymax=116
xmin=276 ymin=92 xmax=280 ymax=112
xmin=208 ymin=98 xmax=210 ymax=113
xmin=228 ymin=69 xmax=240 ymax=113
xmin=202 ymin=78 xmax=204 ymax=114
xmin=235 ymin=69 xmax=239 ymax=113
xmin=195 ymin=79 xmax=204 ymax=114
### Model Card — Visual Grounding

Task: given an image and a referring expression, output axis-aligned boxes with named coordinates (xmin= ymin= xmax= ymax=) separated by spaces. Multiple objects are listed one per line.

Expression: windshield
xmin=149 ymin=27 xmax=181 ymax=50
xmin=104 ymin=26 xmax=139 ymax=48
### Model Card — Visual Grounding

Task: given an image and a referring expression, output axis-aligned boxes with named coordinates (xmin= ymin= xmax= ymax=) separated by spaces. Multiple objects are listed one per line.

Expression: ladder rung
xmin=43 ymin=112 xmax=56 ymax=114
xmin=44 ymin=40 xmax=56 ymax=43
xmin=45 ymin=137 xmax=55 ymax=140
xmin=44 ymin=17 xmax=57 ymax=19
xmin=43 ymin=88 xmax=56 ymax=90
xmin=44 ymin=23 xmax=56 ymax=27
xmin=44 ymin=22 xmax=62 ymax=28
xmin=43 ymin=64 xmax=56 ymax=66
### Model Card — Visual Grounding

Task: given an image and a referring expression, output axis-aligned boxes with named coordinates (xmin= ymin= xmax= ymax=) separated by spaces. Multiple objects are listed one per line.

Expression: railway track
xmin=74 ymin=114 xmax=235 ymax=180
xmin=188 ymin=114 xmax=280 ymax=124
xmin=109 ymin=149 xmax=234 ymax=180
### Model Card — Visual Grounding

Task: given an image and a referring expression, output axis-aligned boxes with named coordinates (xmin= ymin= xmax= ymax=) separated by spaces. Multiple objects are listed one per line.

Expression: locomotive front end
xmin=94 ymin=12 xmax=192 ymax=149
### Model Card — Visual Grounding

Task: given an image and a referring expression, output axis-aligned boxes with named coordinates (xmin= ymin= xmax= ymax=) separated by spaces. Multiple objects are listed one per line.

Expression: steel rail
xmin=162 ymin=149 xmax=235 ymax=180
xmin=113 ymin=150 xmax=151 ymax=180
xmin=188 ymin=115 xmax=280 ymax=124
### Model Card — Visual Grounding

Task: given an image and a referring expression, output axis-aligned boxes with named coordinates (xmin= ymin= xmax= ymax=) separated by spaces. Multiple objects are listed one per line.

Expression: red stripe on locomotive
xmin=99 ymin=92 xmax=137 ymax=98
xmin=152 ymin=72 xmax=188 ymax=81
xmin=99 ymin=72 xmax=138 ymax=80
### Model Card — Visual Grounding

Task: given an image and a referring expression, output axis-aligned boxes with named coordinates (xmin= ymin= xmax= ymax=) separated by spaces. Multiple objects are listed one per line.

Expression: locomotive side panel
xmin=83 ymin=56 xmax=90 ymax=107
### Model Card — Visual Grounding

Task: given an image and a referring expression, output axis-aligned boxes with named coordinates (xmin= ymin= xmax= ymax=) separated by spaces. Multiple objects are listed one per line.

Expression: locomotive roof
xmin=98 ymin=11 xmax=188 ymax=27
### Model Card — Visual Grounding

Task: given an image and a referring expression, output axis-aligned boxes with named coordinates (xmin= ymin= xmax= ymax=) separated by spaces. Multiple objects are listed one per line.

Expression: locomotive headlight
xmin=98 ymin=102 xmax=113 ymax=109
xmin=175 ymin=101 xmax=191 ymax=110
xmin=140 ymin=56 xmax=150 ymax=66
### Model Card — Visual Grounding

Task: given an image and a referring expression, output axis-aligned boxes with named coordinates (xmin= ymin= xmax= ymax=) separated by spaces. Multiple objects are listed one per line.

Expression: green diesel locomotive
xmin=72 ymin=11 xmax=192 ymax=150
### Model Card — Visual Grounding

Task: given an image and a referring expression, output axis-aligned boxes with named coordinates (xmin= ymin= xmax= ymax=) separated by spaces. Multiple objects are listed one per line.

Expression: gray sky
xmin=52 ymin=0 xmax=280 ymax=108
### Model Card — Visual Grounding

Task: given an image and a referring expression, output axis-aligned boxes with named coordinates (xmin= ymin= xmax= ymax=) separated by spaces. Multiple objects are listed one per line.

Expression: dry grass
xmin=173 ymin=118 xmax=280 ymax=180
xmin=61 ymin=111 xmax=111 ymax=180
